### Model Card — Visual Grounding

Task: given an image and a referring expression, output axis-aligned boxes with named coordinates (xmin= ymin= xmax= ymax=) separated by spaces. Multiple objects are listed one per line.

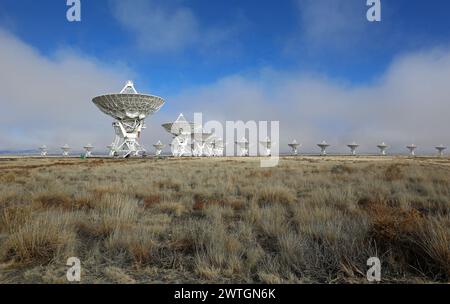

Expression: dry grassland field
xmin=0 ymin=156 xmax=449 ymax=284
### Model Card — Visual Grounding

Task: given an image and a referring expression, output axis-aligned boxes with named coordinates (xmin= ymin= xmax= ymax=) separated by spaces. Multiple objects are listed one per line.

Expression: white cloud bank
xmin=172 ymin=49 xmax=450 ymax=154
xmin=1 ymin=28 xmax=449 ymax=154
xmin=0 ymin=28 xmax=128 ymax=151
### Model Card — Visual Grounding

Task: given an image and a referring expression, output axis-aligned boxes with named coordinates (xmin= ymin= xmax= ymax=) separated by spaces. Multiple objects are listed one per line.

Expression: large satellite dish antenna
xmin=162 ymin=113 xmax=213 ymax=157
xmin=435 ymin=144 xmax=447 ymax=157
xmin=259 ymin=137 xmax=272 ymax=156
xmin=39 ymin=145 xmax=48 ymax=157
xmin=377 ymin=142 xmax=389 ymax=156
xmin=347 ymin=142 xmax=359 ymax=156
xmin=235 ymin=137 xmax=249 ymax=157
xmin=406 ymin=144 xmax=417 ymax=156
xmin=317 ymin=141 xmax=330 ymax=156
xmin=153 ymin=140 xmax=165 ymax=156
xmin=163 ymin=114 xmax=197 ymax=157
xmin=209 ymin=137 xmax=224 ymax=157
xmin=191 ymin=132 xmax=213 ymax=157
xmin=288 ymin=140 xmax=301 ymax=155
xmin=84 ymin=144 xmax=94 ymax=157
xmin=92 ymin=81 xmax=165 ymax=158
xmin=61 ymin=144 xmax=71 ymax=157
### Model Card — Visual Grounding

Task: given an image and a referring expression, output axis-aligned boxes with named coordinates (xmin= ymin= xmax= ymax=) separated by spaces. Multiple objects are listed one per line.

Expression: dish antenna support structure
xmin=192 ymin=132 xmax=214 ymax=157
xmin=162 ymin=114 xmax=215 ymax=157
xmin=435 ymin=145 xmax=447 ymax=157
xmin=39 ymin=145 xmax=48 ymax=156
xmin=84 ymin=144 xmax=94 ymax=157
xmin=163 ymin=114 xmax=197 ymax=157
xmin=61 ymin=144 xmax=71 ymax=157
xmin=107 ymin=144 xmax=115 ymax=157
xmin=377 ymin=142 xmax=389 ymax=156
xmin=347 ymin=142 xmax=359 ymax=156
xmin=317 ymin=141 xmax=330 ymax=156
xmin=153 ymin=140 xmax=165 ymax=156
xmin=209 ymin=138 xmax=224 ymax=157
xmin=259 ymin=137 xmax=272 ymax=156
xmin=92 ymin=81 xmax=165 ymax=158
xmin=236 ymin=137 xmax=249 ymax=156
xmin=407 ymin=144 xmax=417 ymax=156
xmin=288 ymin=140 xmax=300 ymax=155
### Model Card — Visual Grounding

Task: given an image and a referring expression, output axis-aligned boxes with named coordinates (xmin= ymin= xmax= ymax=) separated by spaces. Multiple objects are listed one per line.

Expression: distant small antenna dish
xmin=162 ymin=113 xmax=202 ymax=157
xmin=288 ymin=140 xmax=301 ymax=155
xmin=39 ymin=145 xmax=48 ymax=157
xmin=106 ymin=144 xmax=115 ymax=157
xmin=406 ymin=144 xmax=417 ymax=156
xmin=317 ymin=141 xmax=330 ymax=156
xmin=347 ymin=142 xmax=359 ymax=156
xmin=83 ymin=144 xmax=94 ymax=157
xmin=377 ymin=142 xmax=389 ymax=156
xmin=435 ymin=144 xmax=447 ymax=157
xmin=61 ymin=144 xmax=71 ymax=157
xmin=235 ymin=137 xmax=249 ymax=157
xmin=209 ymin=137 xmax=224 ymax=157
xmin=259 ymin=137 xmax=272 ymax=156
xmin=153 ymin=140 xmax=165 ymax=156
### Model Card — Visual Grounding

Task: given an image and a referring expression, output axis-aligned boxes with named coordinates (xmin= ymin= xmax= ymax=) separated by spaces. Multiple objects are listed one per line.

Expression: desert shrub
xmin=257 ymin=185 xmax=296 ymax=205
xmin=76 ymin=194 xmax=139 ymax=240
xmin=385 ymin=164 xmax=404 ymax=181
xmin=106 ymin=227 xmax=158 ymax=265
xmin=1 ymin=212 xmax=76 ymax=265
xmin=103 ymin=266 xmax=136 ymax=284
xmin=0 ymin=204 xmax=33 ymax=232
xmin=331 ymin=164 xmax=354 ymax=174
xmin=33 ymin=193 xmax=72 ymax=209
xmin=2 ymin=172 xmax=16 ymax=183
xmin=368 ymin=205 xmax=450 ymax=280
xmin=192 ymin=193 xmax=225 ymax=211
xmin=142 ymin=194 xmax=161 ymax=208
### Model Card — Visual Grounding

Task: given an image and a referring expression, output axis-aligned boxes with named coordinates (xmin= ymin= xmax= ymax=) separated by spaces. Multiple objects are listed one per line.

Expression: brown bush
xmin=331 ymin=164 xmax=354 ymax=174
xmin=193 ymin=193 xmax=225 ymax=211
xmin=257 ymin=185 xmax=296 ymax=205
xmin=1 ymin=213 xmax=76 ymax=265
xmin=368 ymin=205 xmax=449 ymax=280
xmin=143 ymin=195 xmax=161 ymax=208
xmin=33 ymin=193 xmax=72 ymax=209
xmin=384 ymin=164 xmax=404 ymax=181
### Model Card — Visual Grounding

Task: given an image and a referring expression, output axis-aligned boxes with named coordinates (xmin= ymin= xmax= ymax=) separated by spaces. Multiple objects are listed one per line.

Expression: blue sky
xmin=1 ymin=0 xmax=450 ymax=152
xmin=2 ymin=0 xmax=450 ymax=93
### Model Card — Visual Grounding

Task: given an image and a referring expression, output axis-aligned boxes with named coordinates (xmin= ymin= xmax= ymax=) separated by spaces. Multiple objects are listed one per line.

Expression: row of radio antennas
xmin=288 ymin=140 xmax=447 ymax=156
xmin=38 ymin=141 xmax=447 ymax=157
xmin=38 ymin=144 xmax=94 ymax=157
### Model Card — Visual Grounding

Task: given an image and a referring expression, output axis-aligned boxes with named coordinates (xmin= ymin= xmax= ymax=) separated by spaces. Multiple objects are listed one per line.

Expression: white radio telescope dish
xmin=61 ymin=144 xmax=71 ymax=157
xmin=153 ymin=140 xmax=165 ymax=156
xmin=39 ymin=145 xmax=48 ymax=157
xmin=435 ymin=144 xmax=447 ymax=157
xmin=162 ymin=114 xmax=213 ymax=157
xmin=347 ymin=142 xmax=359 ymax=156
xmin=317 ymin=141 xmax=330 ymax=156
xmin=235 ymin=137 xmax=249 ymax=157
xmin=92 ymin=81 xmax=165 ymax=158
xmin=84 ymin=144 xmax=94 ymax=157
xmin=288 ymin=140 xmax=301 ymax=155
xmin=377 ymin=142 xmax=389 ymax=156
xmin=406 ymin=144 xmax=417 ymax=156
xmin=259 ymin=137 xmax=272 ymax=156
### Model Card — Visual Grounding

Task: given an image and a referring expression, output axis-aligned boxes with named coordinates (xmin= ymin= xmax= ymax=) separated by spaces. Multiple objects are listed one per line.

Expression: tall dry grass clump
xmin=1 ymin=212 xmax=77 ymax=265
